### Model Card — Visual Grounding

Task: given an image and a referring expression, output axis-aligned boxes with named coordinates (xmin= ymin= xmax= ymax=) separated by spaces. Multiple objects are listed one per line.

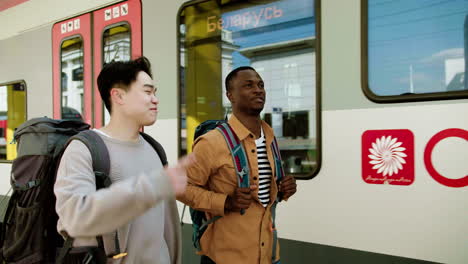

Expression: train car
xmin=0 ymin=0 xmax=467 ymax=263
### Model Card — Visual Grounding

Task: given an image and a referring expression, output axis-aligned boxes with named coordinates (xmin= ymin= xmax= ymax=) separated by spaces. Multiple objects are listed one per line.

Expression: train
xmin=0 ymin=0 xmax=467 ymax=263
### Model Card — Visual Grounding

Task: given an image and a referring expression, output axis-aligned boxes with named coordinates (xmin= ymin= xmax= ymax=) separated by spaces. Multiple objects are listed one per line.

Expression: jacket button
xmin=261 ymin=242 xmax=264 ymax=246
xmin=253 ymin=177 xmax=258 ymax=180
xmin=251 ymin=149 xmax=255 ymax=153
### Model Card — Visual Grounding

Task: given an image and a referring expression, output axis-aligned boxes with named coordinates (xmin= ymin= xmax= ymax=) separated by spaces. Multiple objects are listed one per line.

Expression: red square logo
xmin=362 ymin=129 xmax=414 ymax=185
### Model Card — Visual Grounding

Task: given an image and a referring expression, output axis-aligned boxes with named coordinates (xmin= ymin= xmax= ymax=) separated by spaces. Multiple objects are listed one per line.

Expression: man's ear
xmin=226 ymin=90 xmax=234 ymax=103
xmin=110 ymin=88 xmax=125 ymax=106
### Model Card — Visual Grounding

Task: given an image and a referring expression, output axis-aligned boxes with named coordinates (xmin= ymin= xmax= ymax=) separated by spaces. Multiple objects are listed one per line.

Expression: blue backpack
xmin=184 ymin=119 xmax=284 ymax=262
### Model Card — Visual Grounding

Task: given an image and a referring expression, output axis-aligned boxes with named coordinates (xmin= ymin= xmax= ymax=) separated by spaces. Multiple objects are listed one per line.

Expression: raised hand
xmin=165 ymin=154 xmax=196 ymax=195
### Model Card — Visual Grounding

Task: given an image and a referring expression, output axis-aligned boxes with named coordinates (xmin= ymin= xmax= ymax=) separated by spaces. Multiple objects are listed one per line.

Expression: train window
xmin=60 ymin=36 xmax=84 ymax=120
xmin=103 ymin=24 xmax=131 ymax=63
xmin=0 ymin=81 xmax=26 ymax=162
xmin=178 ymin=0 xmax=321 ymax=179
xmin=102 ymin=23 xmax=131 ymax=124
xmin=363 ymin=0 xmax=468 ymax=102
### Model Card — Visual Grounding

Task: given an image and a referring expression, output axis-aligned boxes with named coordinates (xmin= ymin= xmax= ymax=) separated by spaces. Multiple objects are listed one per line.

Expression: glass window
xmin=179 ymin=0 xmax=319 ymax=178
xmin=0 ymin=82 xmax=26 ymax=161
xmin=366 ymin=0 xmax=468 ymax=99
xmin=61 ymin=36 xmax=84 ymax=121
xmin=102 ymin=23 xmax=131 ymax=124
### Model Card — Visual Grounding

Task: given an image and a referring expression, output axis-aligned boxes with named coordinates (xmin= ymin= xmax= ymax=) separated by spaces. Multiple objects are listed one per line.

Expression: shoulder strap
xmin=140 ymin=132 xmax=168 ymax=166
xmin=270 ymin=137 xmax=285 ymax=182
xmin=57 ymin=130 xmax=123 ymax=263
xmin=270 ymin=136 xmax=284 ymax=263
xmin=69 ymin=130 xmax=111 ymax=189
xmin=216 ymin=123 xmax=250 ymax=189
xmin=216 ymin=123 xmax=250 ymax=216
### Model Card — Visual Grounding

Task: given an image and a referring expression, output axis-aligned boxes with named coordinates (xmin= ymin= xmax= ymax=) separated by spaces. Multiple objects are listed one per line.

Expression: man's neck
xmin=99 ymin=114 xmax=141 ymax=142
xmin=233 ymin=111 xmax=262 ymax=138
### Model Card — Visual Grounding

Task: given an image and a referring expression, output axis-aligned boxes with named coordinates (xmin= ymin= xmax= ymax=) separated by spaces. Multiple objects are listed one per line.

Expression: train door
xmin=92 ymin=0 xmax=142 ymax=127
xmin=52 ymin=14 xmax=92 ymax=124
xmin=52 ymin=0 xmax=142 ymax=128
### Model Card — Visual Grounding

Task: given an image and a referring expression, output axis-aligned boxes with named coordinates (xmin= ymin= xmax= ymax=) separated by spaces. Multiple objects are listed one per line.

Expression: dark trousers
xmin=201 ymin=255 xmax=216 ymax=264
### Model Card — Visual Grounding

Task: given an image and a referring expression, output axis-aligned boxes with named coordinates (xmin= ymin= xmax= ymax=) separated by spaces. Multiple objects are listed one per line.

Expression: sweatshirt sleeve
xmin=164 ymin=199 xmax=182 ymax=264
xmin=54 ymin=140 xmax=173 ymax=238
xmin=177 ymin=136 xmax=227 ymax=217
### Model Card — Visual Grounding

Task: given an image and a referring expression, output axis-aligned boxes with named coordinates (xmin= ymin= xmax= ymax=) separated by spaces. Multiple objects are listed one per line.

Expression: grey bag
xmin=0 ymin=117 xmax=90 ymax=264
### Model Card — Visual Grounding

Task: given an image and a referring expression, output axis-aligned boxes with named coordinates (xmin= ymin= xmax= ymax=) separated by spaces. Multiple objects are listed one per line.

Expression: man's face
xmin=227 ymin=69 xmax=266 ymax=116
xmin=120 ymin=71 xmax=159 ymax=126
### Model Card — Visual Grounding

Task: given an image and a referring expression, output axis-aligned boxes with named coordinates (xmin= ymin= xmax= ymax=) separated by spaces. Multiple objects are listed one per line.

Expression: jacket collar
xmin=228 ymin=114 xmax=275 ymax=144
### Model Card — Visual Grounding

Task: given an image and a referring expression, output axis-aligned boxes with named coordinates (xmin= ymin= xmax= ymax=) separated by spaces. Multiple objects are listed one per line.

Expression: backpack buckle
xmin=112 ymin=252 xmax=128 ymax=259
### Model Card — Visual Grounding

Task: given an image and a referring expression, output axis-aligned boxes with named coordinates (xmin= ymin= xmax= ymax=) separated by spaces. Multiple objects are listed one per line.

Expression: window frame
xmin=176 ymin=0 xmax=322 ymax=180
xmin=361 ymin=0 xmax=468 ymax=103
xmin=101 ymin=21 xmax=133 ymax=66
xmin=0 ymin=80 xmax=27 ymax=164
xmin=59 ymin=34 xmax=85 ymax=119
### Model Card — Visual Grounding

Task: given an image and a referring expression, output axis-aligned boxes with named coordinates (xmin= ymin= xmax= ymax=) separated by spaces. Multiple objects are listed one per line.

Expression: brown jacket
xmin=178 ymin=115 xmax=281 ymax=264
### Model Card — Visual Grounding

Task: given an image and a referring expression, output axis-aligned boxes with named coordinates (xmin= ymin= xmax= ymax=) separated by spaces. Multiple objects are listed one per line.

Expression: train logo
xmin=362 ymin=129 xmax=415 ymax=185
xmin=424 ymin=128 xmax=468 ymax=188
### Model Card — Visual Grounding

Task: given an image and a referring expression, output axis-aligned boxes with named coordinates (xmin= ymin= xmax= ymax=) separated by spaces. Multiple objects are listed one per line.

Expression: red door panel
xmin=52 ymin=13 xmax=92 ymax=125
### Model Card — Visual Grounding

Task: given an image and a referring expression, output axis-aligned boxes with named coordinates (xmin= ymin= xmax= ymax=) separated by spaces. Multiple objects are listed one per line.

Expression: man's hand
xmin=225 ymin=185 xmax=257 ymax=213
xmin=279 ymin=176 xmax=297 ymax=200
xmin=165 ymin=154 xmax=196 ymax=195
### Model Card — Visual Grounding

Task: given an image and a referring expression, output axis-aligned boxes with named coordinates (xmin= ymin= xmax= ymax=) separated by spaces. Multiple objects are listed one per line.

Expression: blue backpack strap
xmin=271 ymin=136 xmax=284 ymax=183
xmin=190 ymin=207 xmax=222 ymax=252
xmin=270 ymin=136 xmax=284 ymax=263
xmin=216 ymin=123 xmax=250 ymax=188
xmin=216 ymin=122 xmax=250 ymax=214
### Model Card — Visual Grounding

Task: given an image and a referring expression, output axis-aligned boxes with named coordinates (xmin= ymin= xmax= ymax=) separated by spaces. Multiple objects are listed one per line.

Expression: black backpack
xmin=0 ymin=117 xmax=167 ymax=264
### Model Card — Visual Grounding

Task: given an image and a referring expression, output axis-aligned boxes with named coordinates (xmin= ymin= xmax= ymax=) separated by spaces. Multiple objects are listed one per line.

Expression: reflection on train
xmin=0 ymin=82 xmax=25 ymax=161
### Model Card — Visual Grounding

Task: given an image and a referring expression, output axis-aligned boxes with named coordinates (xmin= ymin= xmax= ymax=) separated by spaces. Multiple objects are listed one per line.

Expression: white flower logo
xmin=369 ymin=136 xmax=407 ymax=176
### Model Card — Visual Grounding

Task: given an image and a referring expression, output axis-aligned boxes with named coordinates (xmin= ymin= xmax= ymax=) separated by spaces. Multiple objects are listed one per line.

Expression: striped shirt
xmin=255 ymin=128 xmax=271 ymax=207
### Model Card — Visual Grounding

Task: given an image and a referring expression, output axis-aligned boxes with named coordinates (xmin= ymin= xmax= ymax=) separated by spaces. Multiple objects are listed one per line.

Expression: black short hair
xmin=97 ymin=56 xmax=152 ymax=112
xmin=225 ymin=66 xmax=256 ymax=92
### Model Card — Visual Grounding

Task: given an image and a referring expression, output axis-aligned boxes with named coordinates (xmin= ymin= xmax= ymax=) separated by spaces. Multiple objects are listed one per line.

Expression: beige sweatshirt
xmin=54 ymin=131 xmax=181 ymax=264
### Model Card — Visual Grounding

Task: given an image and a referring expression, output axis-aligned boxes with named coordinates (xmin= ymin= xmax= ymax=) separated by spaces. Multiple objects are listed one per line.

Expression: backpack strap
xmin=139 ymin=132 xmax=168 ymax=166
xmin=57 ymin=130 xmax=121 ymax=263
xmin=70 ymin=130 xmax=111 ymax=188
xmin=216 ymin=123 xmax=250 ymax=188
xmin=271 ymin=137 xmax=284 ymax=183
xmin=270 ymin=136 xmax=285 ymax=262
xmin=55 ymin=234 xmax=74 ymax=264
xmin=216 ymin=123 xmax=250 ymax=214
